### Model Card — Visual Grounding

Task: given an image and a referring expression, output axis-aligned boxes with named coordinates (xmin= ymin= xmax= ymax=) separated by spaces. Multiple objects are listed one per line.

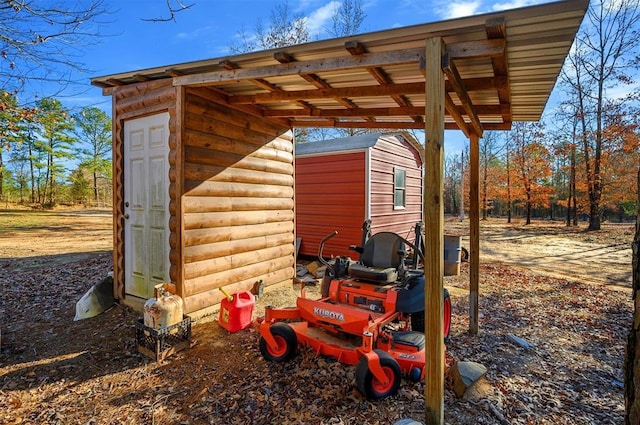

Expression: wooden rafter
xmin=444 ymin=93 xmax=470 ymax=138
xmin=290 ymin=119 xmax=510 ymax=130
xmin=442 ymin=52 xmax=483 ymax=137
xmin=174 ymin=48 xmax=425 ymax=87
xmin=273 ymin=52 xmax=374 ymax=122
xmin=152 ymin=38 xmax=510 ymax=133
xmin=228 ymin=82 xmax=425 ymax=104
xmin=189 ymin=85 xmax=291 ymax=128
xmin=263 ymin=103 xmax=509 ymax=118
xmin=345 ymin=41 xmax=422 ymax=123
xmin=486 ymin=17 xmax=512 ymax=127
xmin=218 ymin=59 xmax=321 ymax=123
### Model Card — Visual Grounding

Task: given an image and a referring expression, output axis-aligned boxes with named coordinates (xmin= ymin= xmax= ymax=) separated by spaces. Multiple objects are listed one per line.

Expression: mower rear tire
xmin=355 ymin=350 xmax=401 ymax=400
xmin=443 ymin=288 xmax=452 ymax=341
xmin=259 ymin=323 xmax=297 ymax=362
xmin=461 ymin=247 xmax=469 ymax=262
xmin=410 ymin=288 xmax=452 ymax=341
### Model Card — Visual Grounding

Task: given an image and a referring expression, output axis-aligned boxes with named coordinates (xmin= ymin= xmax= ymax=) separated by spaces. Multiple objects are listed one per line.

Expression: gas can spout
xmin=219 ymin=287 xmax=233 ymax=302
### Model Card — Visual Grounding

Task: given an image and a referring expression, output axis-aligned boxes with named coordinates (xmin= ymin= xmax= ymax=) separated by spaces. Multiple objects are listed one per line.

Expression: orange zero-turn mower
xmin=258 ymin=221 xmax=452 ymax=400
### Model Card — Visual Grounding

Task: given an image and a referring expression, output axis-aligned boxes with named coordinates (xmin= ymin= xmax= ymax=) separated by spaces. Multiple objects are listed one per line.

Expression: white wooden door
xmin=123 ymin=113 xmax=170 ymax=299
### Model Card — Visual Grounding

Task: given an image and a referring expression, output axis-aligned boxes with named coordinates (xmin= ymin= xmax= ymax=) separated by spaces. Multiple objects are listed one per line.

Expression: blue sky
xmin=57 ymin=0 xmax=551 ymax=152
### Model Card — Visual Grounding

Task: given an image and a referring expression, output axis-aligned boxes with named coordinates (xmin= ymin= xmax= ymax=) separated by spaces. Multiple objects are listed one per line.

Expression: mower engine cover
xmin=394 ymin=270 xmax=425 ymax=314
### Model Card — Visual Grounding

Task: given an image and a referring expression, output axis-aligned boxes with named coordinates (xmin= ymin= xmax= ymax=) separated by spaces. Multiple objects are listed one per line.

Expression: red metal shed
xmin=295 ymin=132 xmax=423 ymax=258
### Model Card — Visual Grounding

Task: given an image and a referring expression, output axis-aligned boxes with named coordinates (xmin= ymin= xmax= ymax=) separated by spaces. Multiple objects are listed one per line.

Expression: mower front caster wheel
xmin=355 ymin=350 xmax=402 ymax=400
xmin=259 ymin=322 xmax=297 ymax=362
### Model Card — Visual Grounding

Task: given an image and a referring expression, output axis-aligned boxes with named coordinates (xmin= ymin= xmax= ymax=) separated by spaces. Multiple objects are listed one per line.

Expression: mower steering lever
xmin=318 ymin=230 xmax=338 ymax=266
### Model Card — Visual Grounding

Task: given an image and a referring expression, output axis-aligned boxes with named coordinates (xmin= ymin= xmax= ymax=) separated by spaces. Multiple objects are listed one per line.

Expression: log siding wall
xmin=112 ymin=82 xmax=295 ymax=317
xmin=181 ymin=87 xmax=294 ymax=314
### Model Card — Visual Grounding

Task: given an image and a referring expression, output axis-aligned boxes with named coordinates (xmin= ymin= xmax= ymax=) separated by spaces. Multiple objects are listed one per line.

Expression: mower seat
xmin=348 ymin=232 xmax=405 ymax=284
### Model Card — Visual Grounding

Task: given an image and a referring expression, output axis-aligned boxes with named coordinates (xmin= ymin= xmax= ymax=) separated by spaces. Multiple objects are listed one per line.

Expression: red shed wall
xmin=369 ymin=136 xmax=423 ymax=237
xmin=295 ymin=151 xmax=366 ymax=258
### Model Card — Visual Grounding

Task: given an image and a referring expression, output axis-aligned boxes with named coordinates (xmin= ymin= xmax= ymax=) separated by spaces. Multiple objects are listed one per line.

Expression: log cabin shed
xmin=295 ymin=132 xmax=424 ymax=258
xmin=91 ymin=0 xmax=587 ymax=422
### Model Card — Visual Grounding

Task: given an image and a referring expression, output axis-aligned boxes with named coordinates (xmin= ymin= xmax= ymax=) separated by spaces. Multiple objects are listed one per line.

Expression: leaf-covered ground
xmin=0 ymin=212 xmax=633 ymax=424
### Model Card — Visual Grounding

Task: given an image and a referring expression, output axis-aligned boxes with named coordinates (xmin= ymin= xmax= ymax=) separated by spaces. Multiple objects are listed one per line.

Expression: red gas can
xmin=218 ymin=289 xmax=255 ymax=332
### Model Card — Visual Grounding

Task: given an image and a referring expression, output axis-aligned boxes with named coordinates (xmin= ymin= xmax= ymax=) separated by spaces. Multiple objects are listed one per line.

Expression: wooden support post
xmin=423 ymin=37 xmax=445 ymax=425
xmin=469 ymin=131 xmax=480 ymax=335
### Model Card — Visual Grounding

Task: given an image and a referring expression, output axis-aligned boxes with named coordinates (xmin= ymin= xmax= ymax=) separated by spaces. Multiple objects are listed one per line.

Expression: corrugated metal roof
xmin=295 ymin=133 xmax=382 ymax=156
xmin=295 ymin=131 xmax=423 ymax=158
xmin=93 ymin=0 xmax=588 ymax=134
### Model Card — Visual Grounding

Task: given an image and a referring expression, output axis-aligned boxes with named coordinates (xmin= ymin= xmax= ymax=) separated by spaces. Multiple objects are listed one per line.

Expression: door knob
xmin=123 ymin=214 xmax=130 ymax=220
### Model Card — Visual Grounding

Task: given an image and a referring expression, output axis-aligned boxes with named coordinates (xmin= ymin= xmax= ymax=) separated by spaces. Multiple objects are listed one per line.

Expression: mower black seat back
xmin=348 ymin=232 xmax=405 ymax=284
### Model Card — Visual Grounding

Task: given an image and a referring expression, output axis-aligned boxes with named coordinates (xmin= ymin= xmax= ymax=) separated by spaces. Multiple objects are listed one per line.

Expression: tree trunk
xmin=625 ymin=166 xmax=640 ymax=424
xmin=0 ymin=149 xmax=4 ymax=200
xmin=93 ymin=170 xmax=98 ymax=202
xmin=482 ymin=163 xmax=488 ymax=220
xmin=571 ymin=145 xmax=577 ymax=226
xmin=506 ymin=146 xmax=512 ymax=224
xmin=526 ymin=189 xmax=531 ymax=225
xmin=589 ymin=200 xmax=601 ymax=230
xmin=28 ymin=142 xmax=35 ymax=203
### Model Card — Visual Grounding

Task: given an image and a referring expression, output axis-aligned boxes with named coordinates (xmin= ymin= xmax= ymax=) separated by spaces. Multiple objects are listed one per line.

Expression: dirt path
xmin=0 ymin=210 xmax=632 ymax=424
xmin=447 ymin=219 xmax=633 ymax=290
xmin=0 ymin=208 xmax=112 ymax=271
xmin=479 ymin=225 xmax=632 ymax=289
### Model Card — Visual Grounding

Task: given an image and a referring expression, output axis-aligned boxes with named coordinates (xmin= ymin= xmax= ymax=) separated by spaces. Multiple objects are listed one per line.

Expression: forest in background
xmin=0 ymin=0 xmax=638 ymax=232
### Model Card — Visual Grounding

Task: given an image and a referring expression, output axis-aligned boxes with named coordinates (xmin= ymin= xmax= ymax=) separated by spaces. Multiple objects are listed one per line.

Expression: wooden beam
xmin=345 ymin=41 xmax=421 ymax=122
xmin=423 ymin=36 xmax=445 ymax=425
xmin=264 ymin=104 xmax=515 ymax=118
xmin=165 ymin=68 xmax=185 ymax=77
xmin=228 ymin=82 xmax=426 ymax=104
xmin=287 ymin=119 xmax=511 ymax=131
xmin=265 ymin=106 xmax=425 ymax=117
xmin=442 ymin=52 xmax=484 ymax=137
xmin=469 ymin=131 xmax=480 ymax=336
xmin=486 ymin=18 xmax=512 ymax=124
xmin=174 ymin=48 xmax=425 ymax=86
xmin=220 ymin=59 xmax=314 ymax=115
xmin=446 ymin=38 xmax=505 ymax=59
xmin=444 ymin=93 xmax=470 ymax=138
xmin=191 ymin=86 xmax=292 ymax=128
xmin=274 ymin=51 xmax=366 ymax=116
xmin=172 ymin=40 xmax=503 ymax=88
xmin=448 ymin=76 xmax=507 ymax=92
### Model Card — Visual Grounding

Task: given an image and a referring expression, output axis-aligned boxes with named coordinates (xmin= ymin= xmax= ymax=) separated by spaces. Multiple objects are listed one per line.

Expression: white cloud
xmin=175 ymin=26 xmax=216 ymax=41
xmin=306 ymin=1 xmax=341 ymax=37
xmin=445 ymin=1 xmax=482 ymax=19
xmin=431 ymin=0 xmax=548 ymax=20
xmin=490 ymin=0 xmax=546 ymax=12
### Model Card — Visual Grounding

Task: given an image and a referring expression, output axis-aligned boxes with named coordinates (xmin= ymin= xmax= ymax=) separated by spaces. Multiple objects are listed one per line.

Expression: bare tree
xmin=230 ymin=0 xmax=309 ymax=53
xmin=563 ymin=0 xmax=640 ymax=231
xmin=0 ymin=1 xmax=109 ymax=100
xmin=443 ymin=153 xmax=460 ymax=215
xmin=480 ymin=131 xmax=499 ymax=220
xmin=510 ymin=121 xmax=552 ymax=225
xmin=141 ymin=0 xmax=194 ymax=22
xmin=329 ymin=0 xmax=366 ymax=37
